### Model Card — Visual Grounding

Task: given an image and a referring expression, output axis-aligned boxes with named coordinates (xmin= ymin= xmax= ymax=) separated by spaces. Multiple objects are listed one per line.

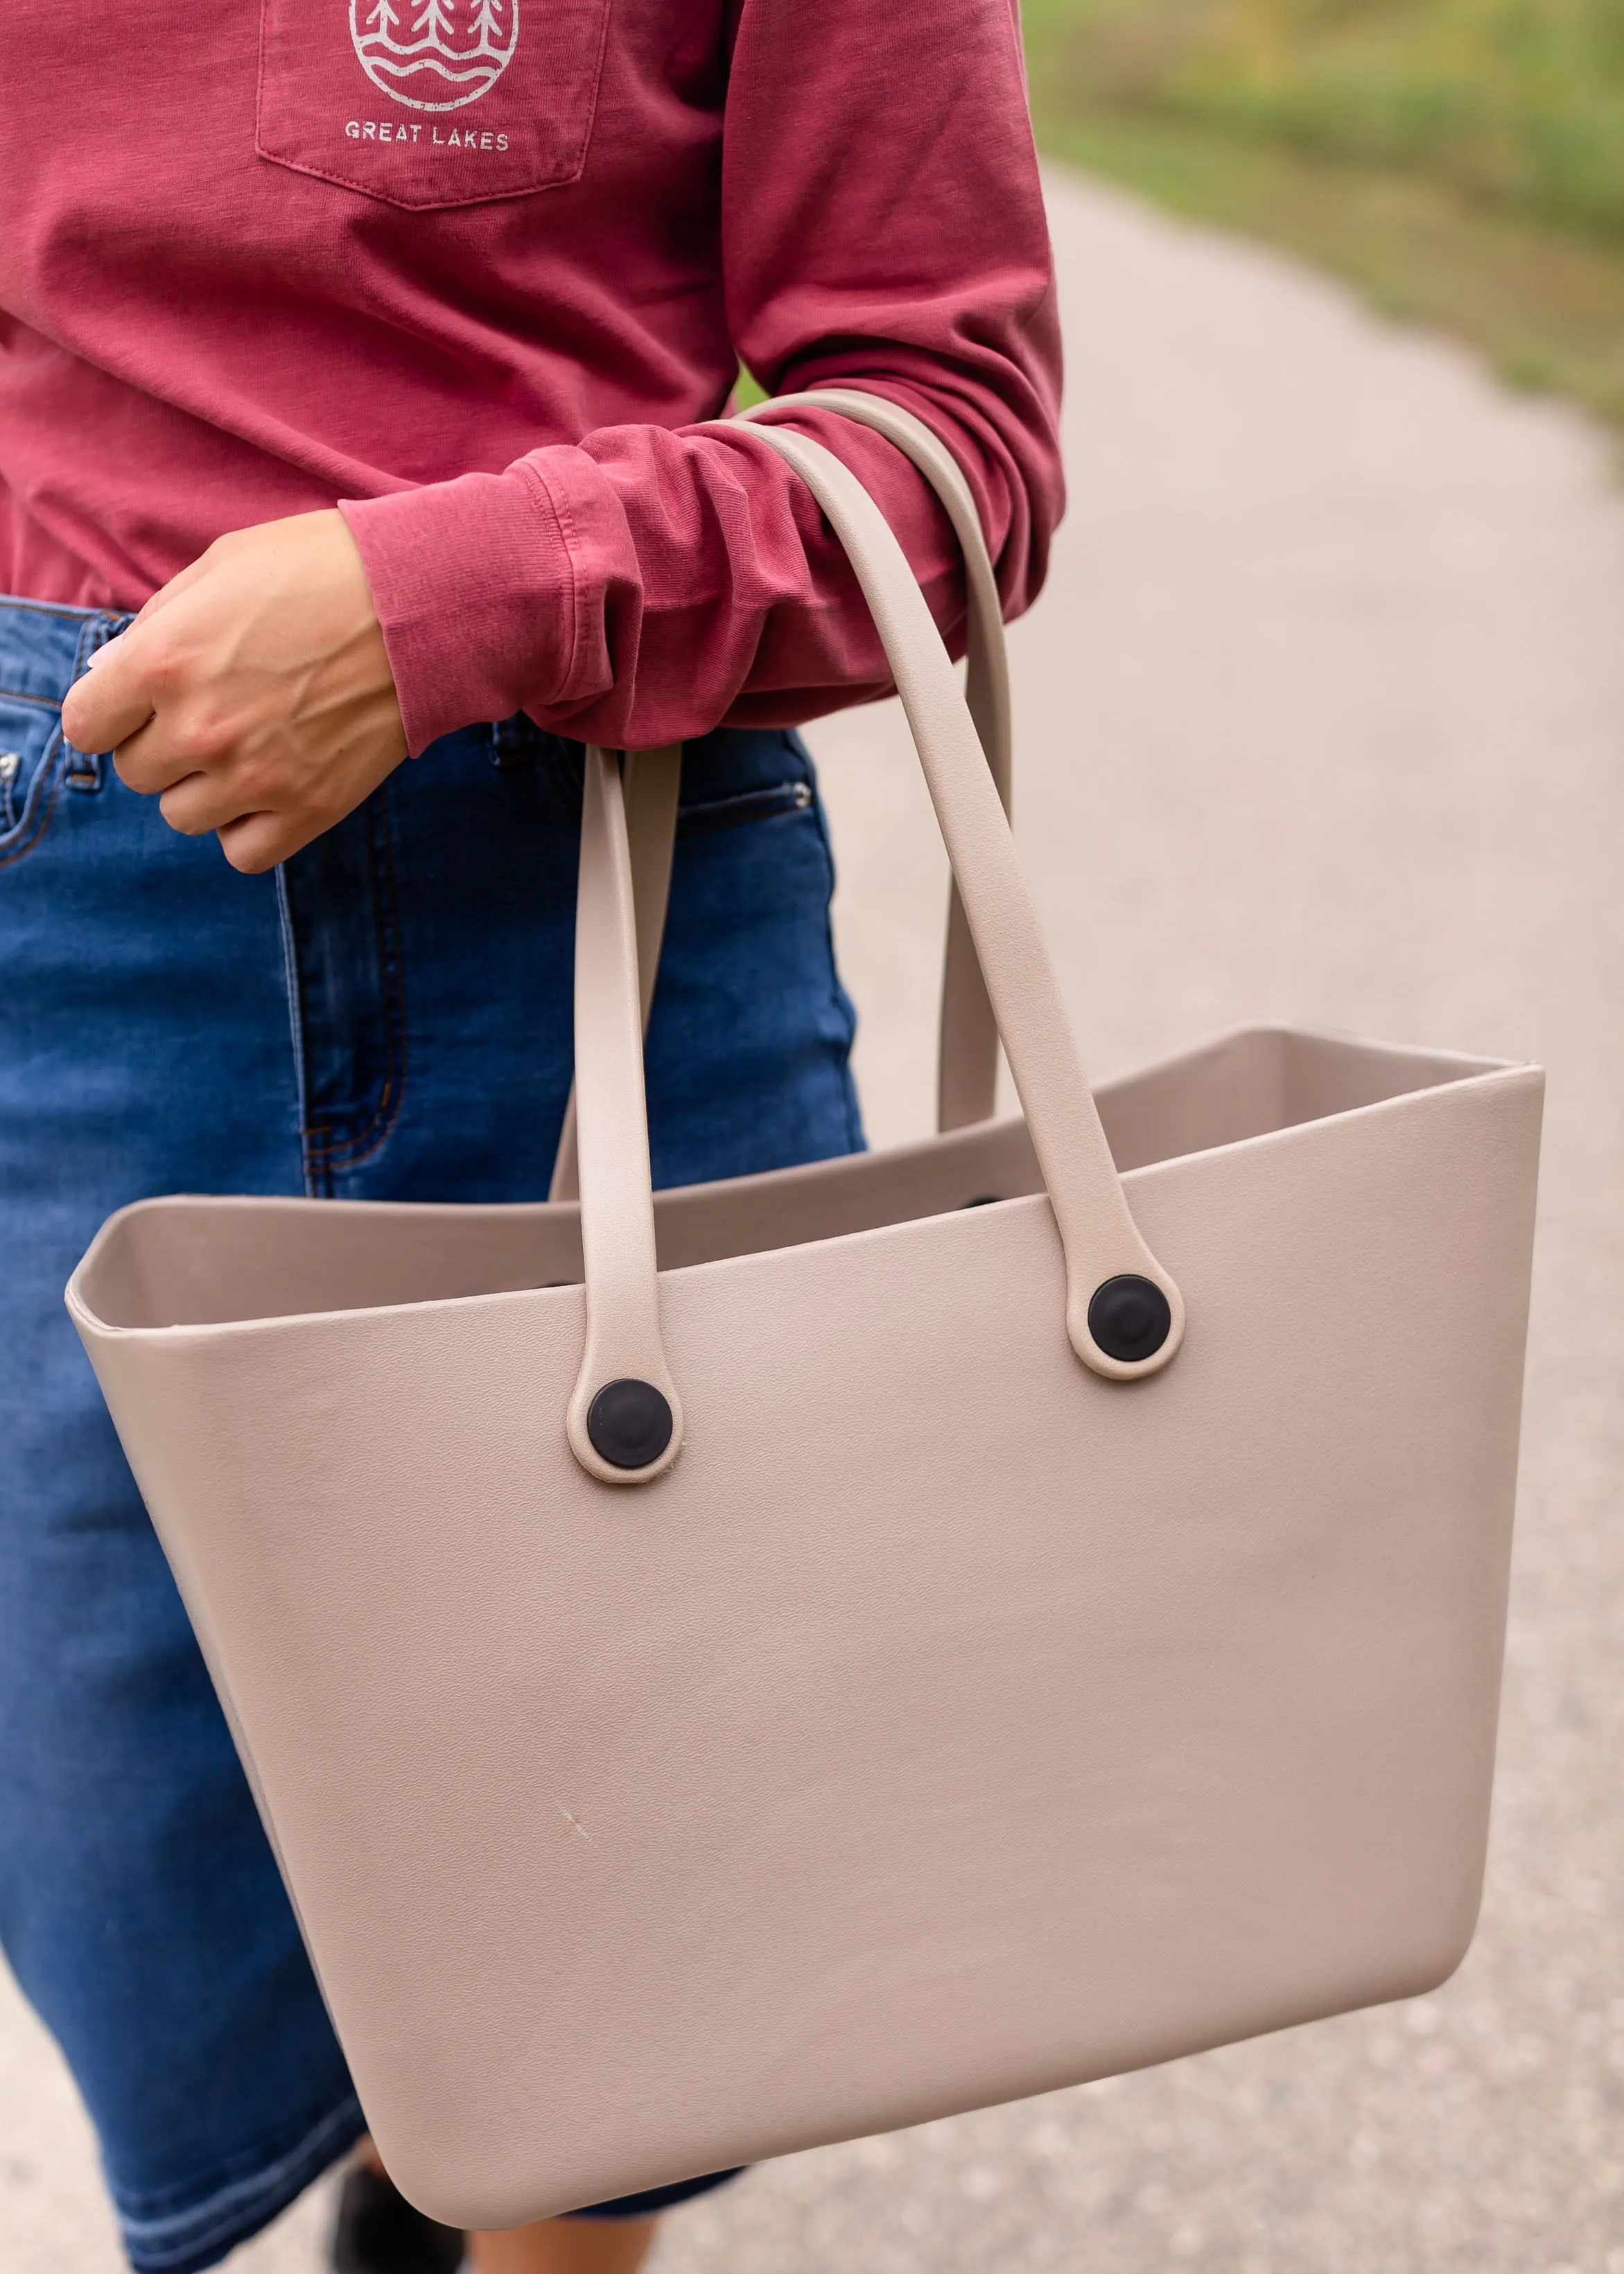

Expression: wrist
xmin=338 ymin=467 xmax=577 ymax=754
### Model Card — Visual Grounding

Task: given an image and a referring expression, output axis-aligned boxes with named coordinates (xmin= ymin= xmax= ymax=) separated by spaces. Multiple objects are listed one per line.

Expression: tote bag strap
xmin=564 ymin=428 xmax=1185 ymax=1486
xmin=737 ymin=389 xmax=1011 ymax=1132
xmin=548 ymin=745 xmax=681 ymax=1205
xmin=548 ymin=386 xmax=1012 ymax=1205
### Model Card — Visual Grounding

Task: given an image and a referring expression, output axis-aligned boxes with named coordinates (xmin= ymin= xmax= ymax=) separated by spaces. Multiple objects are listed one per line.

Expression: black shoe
xmin=331 ymin=2164 xmax=466 ymax=2274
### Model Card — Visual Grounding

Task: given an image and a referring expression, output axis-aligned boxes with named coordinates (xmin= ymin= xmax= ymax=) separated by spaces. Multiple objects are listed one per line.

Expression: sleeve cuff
xmin=339 ymin=463 xmax=579 ymax=756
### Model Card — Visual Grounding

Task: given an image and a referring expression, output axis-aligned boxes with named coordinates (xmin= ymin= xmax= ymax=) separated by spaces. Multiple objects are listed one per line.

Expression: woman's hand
xmin=60 ymin=510 xmax=410 ymax=874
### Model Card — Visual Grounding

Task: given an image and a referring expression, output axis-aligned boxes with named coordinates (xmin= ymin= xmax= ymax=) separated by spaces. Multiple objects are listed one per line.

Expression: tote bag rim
xmin=1096 ymin=1015 xmax=1528 ymax=1095
xmin=67 ymin=1049 xmax=1543 ymax=1348
xmin=67 ymin=1012 xmax=1535 ymax=1319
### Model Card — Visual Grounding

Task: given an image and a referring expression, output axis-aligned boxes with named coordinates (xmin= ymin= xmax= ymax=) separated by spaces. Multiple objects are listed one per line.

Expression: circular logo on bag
xmin=350 ymin=0 xmax=519 ymax=110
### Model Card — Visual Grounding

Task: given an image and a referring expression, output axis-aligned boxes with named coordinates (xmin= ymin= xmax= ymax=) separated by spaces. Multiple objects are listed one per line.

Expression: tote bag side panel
xmin=73 ymin=1061 xmax=1540 ymax=2227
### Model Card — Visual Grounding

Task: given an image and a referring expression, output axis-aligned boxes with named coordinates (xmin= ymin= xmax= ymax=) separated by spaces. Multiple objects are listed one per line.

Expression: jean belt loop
xmin=64 ymin=610 xmax=130 ymax=793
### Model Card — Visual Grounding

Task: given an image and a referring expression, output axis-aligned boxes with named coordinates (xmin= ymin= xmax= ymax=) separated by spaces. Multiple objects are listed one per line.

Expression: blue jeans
xmin=0 ymin=596 xmax=863 ymax=2271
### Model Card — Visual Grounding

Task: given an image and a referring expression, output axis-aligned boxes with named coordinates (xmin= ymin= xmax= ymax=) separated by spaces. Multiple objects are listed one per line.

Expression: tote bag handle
xmin=547 ymin=745 xmax=682 ymax=1206
xmin=565 ymin=428 xmax=1185 ymax=1486
xmin=739 ymin=390 xmax=1011 ymax=1133
xmin=550 ymin=388 xmax=1011 ymax=1201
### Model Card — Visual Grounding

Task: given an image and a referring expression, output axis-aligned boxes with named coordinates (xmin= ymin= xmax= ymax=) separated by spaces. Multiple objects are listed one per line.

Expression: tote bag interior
xmin=68 ymin=410 xmax=1542 ymax=2229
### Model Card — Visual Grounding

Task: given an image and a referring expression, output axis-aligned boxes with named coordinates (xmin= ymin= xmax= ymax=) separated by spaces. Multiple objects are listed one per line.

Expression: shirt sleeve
xmin=338 ymin=0 xmax=1063 ymax=756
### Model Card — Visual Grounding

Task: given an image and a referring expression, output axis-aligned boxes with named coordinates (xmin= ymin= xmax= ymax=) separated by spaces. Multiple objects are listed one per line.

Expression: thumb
xmin=61 ymin=626 xmax=157 ymax=753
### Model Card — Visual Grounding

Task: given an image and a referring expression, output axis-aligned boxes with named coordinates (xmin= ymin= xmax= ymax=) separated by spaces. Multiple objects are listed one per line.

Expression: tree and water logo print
xmin=350 ymin=0 xmax=520 ymax=110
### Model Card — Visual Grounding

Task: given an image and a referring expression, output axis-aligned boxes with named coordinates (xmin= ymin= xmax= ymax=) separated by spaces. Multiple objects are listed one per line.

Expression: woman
xmin=0 ymin=0 xmax=1060 ymax=2267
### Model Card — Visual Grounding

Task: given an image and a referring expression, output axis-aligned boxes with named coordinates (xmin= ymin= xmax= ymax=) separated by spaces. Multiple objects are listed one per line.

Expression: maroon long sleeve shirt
xmin=0 ymin=0 xmax=1062 ymax=752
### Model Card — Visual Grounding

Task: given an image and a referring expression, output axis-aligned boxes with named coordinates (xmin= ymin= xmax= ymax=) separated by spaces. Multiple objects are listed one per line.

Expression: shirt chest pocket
xmin=256 ymin=0 xmax=611 ymax=209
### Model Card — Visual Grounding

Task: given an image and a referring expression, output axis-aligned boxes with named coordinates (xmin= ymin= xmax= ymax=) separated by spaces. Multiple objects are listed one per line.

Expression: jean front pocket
xmin=0 ymin=696 xmax=69 ymax=869
xmin=256 ymin=0 xmax=612 ymax=211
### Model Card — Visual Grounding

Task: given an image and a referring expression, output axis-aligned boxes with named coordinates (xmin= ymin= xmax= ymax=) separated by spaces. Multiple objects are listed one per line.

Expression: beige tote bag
xmin=68 ymin=396 xmax=1542 ymax=2230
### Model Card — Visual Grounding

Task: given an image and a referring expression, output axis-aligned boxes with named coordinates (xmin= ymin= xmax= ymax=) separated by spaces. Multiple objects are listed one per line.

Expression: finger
xmin=157 ymin=770 xmax=258 ymax=837
xmin=216 ymin=810 xmax=298 ymax=876
xmin=110 ymin=711 xmax=210 ymax=797
xmin=60 ymin=630 xmax=159 ymax=753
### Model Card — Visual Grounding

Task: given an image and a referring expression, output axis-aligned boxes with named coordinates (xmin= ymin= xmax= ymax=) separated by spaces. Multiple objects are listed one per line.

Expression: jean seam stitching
xmin=113 ymin=2092 xmax=364 ymax=2255
xmin=805 ymin=767 xmax=864 ymax=1153
xmin=0 ymin=727 xmax=68 ymax=867
xmin=676 ymin=779 xmax=809 ymax=838
xmin=299 ymin=786 xmax=409 ymax=1173
xmin=274 ymin=864 xmax=320 ymax=1199
xmin=0 ymin=594 xmax=110 ymax=621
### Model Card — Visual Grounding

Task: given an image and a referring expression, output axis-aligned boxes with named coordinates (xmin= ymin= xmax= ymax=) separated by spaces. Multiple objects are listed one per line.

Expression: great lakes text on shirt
xmin=346 ymin=119 xmax=512 ymax=146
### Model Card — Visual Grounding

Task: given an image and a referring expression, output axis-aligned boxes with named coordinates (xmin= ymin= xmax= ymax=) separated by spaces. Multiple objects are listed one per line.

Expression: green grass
xmin=1022 ymin=0 xmax=1624 ymax=431
xmin=1025 ymin=0 xmax=1624 ymax=238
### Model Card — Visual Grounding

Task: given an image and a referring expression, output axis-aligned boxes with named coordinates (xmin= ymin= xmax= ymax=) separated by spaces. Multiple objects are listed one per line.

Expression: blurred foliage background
xmin=1022 ymin=0 xmax=1624 ymax=426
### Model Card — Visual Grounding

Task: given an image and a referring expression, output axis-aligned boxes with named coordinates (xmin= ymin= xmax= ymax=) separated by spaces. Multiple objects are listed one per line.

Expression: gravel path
xmin=5 ymin=166 xmax=1621 ymax=2273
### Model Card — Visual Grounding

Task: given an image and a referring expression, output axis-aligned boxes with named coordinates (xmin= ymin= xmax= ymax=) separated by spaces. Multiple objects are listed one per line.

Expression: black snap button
xmin=586 ymin=1378 xmax=674 ymax=1469
xmin=1087 ymin=1275 xmax=1172 ymax=1365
